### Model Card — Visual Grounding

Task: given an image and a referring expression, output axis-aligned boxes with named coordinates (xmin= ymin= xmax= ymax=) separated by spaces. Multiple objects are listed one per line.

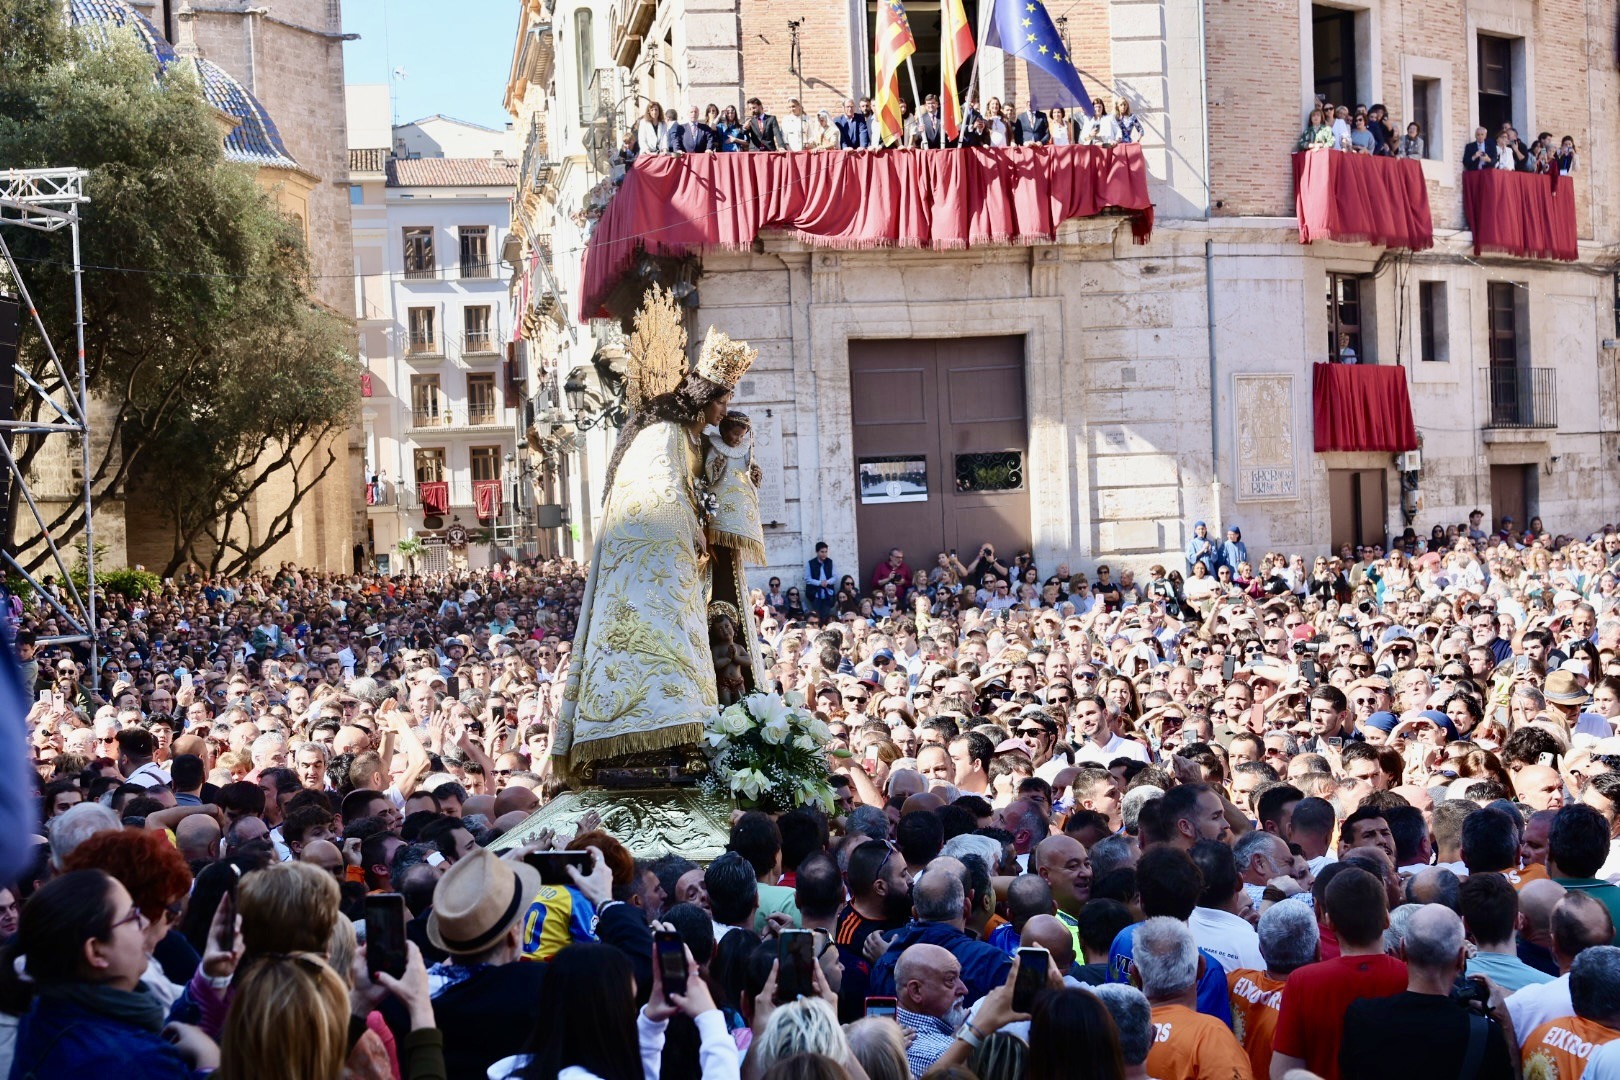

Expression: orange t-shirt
xmin=1227 ymin=968 xmax=1286 ymax=1079
xmin=1506 ymin=863 xmax=1550 ymax=891
xmin=1522 ymin=1015 xmax=1620 ymax=1080
xmin=1146 ymin=1003 xmax=1255 ymax=1080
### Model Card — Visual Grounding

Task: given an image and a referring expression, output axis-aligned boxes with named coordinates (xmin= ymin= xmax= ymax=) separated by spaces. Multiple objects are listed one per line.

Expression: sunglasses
xmin=493 ymin=768 xmax=514 ymax=777
xmin=1017 ymin=726 xmax=1048 ymax=737
xmin=1350 ymin=663 xmax=1373 ymax=673
xmin=1048 ymin=694 xmax=1073 ymax=704
xmin=1074 ymin=673 xmax=1097 ymax=682
xmin=844 ymin=695 xmax=869 ymax=705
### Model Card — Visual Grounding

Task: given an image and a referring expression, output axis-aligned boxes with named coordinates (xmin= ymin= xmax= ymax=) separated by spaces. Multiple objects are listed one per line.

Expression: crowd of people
xmin=8 ymin=503 xmax=1620 ymax=1078
xmin=630 ymin=93 xmax=1144 ymax=157
xmin=1295 ymin=100 xmax=1578 ymax=175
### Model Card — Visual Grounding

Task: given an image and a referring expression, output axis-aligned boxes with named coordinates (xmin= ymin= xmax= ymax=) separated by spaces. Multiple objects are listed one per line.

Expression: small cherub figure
xmin=710 ymin=609 xmax=751 ymax=705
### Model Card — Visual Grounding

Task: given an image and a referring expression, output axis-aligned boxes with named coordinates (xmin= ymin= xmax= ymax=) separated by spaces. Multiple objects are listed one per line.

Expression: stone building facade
xmin=512 ymin=0 xmax=1620 ymax=587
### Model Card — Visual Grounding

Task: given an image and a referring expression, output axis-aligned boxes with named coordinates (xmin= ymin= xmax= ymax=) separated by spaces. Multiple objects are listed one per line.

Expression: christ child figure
xmin=709 ymin=610 xmax=751 ymax=705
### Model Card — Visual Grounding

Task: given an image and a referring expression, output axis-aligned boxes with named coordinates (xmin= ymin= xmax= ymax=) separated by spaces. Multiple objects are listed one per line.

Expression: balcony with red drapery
xmin=577 ymin=144 xmax=1156 ymax=320
xmin=473 ymin=479 xmax=503 ymax=520
xmin=1312 ymin=363 xmax=1419 ymax=453
xmin=418 ymin=481 xmax=449 ymax=516
xmin=1461 ymin=169 xmax=1577 ymax=261
xmin=1291 ymin=151 xmax=1434 ymax=251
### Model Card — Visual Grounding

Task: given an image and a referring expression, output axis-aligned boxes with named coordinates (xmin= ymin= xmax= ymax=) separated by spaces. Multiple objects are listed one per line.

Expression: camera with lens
xmin=1451 ymin=975 xmax=1491 ymax=1014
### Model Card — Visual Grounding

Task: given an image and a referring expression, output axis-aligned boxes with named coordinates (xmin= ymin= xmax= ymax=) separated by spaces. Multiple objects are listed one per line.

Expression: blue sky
xmin=341 ymin=0 xmax=520 ymax=129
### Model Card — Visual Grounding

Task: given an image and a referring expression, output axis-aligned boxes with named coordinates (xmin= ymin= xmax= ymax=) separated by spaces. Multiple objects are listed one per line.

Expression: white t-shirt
xmin=1189 ymin=906 xmax=1265 ymax=972
xmin=1506 ymin=973 xmax=1573 ymax=1046
xmin=1073 ymin=734 xmax=1150 ymax=765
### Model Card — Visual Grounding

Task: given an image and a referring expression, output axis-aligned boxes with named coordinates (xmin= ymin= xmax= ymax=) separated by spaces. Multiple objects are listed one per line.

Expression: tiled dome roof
xmin=65 ymin=0 xmax=301 ymax=171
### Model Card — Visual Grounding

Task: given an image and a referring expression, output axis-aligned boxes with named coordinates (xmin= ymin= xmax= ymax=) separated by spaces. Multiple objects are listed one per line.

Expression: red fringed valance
xmin=578 ymin=145 xmax=1155 ymax=320
xmin=1462 ymin=169 xmax=1578 ymax=261
xmin=1312 ymin=363 xmax=1418 ymax=453
xmin=1292 ymin=151 xmax=1434 ymax=250
xmin=419 ymin=481 xmax=449 ymax=516
xmin=473 ymin=479 xmax=502 ymax=520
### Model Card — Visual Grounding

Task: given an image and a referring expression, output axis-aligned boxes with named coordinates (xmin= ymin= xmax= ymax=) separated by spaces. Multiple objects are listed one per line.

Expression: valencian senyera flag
xmin=873 ymin=0 xmax=917 ymax=145
xmin=984 ymin=0 xmax=1093 ymax=114
xmin=940 ymin=0 xmax=975 ymax=140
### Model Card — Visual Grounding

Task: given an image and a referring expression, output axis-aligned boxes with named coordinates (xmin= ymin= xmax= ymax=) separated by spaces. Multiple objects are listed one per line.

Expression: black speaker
xmin=0 ymin=295 xmax=17 ymax=534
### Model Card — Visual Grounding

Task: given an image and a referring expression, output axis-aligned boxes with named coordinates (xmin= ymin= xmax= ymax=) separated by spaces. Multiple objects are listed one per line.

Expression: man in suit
xmin=835 ymin=98 xmax=871 ymax=150
xmin=1017 ymin=99 xmax=1051 ymax=145
xmin=909 ymin=93 xmax=946 ymax=147
xmin=1464 ymin=126 xmax=1498 ymax=170
xmin=744 ymin=97 xmax=786 ymax=151
xmin=667 ymin=105 xmax=714 ymax=154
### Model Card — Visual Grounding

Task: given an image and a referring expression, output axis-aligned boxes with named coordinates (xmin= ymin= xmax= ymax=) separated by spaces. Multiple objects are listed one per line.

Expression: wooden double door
xmin=849 ymin=336 xmax=1031 ymax=586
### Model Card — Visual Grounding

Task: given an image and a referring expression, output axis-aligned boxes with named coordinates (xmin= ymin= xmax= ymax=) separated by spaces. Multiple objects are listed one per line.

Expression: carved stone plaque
xmin=1233 ymin=374 xmax=1298 ymax=502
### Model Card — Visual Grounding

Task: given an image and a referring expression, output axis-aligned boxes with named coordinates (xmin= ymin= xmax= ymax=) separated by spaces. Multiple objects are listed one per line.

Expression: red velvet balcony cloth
xmin=418 ymin=481 xmax=449 ymax=516
xmin=1312 ymin=363 xmax=1419 ymax=453
xmin=578 ymin=144 xmax=1154 ymax=319
xmin=473 ymin=479 xmax=502 ymax=519
xmin=1292 ymin=151 xmax=1434 ymax=251
xmin=1462 ymin=169 xmax=1578 ymax=261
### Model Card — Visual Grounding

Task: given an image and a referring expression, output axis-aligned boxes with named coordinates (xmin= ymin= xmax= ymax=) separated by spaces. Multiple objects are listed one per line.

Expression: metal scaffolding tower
xmin=0 ymin=167 xmax=97 ymax=671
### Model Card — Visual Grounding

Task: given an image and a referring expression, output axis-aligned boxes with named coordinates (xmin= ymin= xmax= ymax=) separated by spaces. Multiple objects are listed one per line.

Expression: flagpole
xmin=939 ymin=3 xmax=947 ymax=150
xmin=904 ymin=56 xmax=925 ymax=148
xmin=967 ymin=0 xmax=991 ymax=115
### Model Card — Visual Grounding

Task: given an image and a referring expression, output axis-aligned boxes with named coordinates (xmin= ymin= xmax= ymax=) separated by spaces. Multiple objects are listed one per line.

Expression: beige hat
xmin=426 ymin=847 xmax=541 ymax=956
xmin=1544 ymin=670 xmax=1591 ymax=707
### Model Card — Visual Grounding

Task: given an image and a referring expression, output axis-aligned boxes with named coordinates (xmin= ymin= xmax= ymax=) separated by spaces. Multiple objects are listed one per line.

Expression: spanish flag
xmin=873 ymin=0 xmax=916 ymax=146
xmin=940 ymin=0 xmax=975 ymax=140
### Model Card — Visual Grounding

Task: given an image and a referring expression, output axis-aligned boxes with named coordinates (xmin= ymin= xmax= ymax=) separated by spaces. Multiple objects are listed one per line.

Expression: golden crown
xmin=694 ymin=326 xmax=757 ymax=391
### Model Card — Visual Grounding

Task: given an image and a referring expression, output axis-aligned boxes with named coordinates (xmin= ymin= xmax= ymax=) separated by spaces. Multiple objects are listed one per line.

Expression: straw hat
xmin=426 ymin=847 xmax=541 ymax=956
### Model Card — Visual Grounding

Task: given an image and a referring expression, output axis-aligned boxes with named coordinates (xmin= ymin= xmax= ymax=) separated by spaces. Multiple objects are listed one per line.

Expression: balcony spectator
xmin=1348 ymin=115 xmax=1376 ymax=154
xmin=1465 ymin=127 xmax=1498 ymax=170
xmin=743 ymin=97 xmax=785 ymax=151
xmin=636 ymin=102 xmax=670 ymax=157
xmin=1493 ymin=130 xmax=1519 ymax=171
xmin=860 ymin=97 xmax=881 ymax=147
xmin=834 ymin=99 xmax=870 ymax=150
xmin=1499 ymin=124 xmax=1531 ymax=170
xmin=983 ymin=97 xmax=1012 ymax=146
xmin=1116 ymin=99 xmax=1143 ymax=143
xmin=1366 ymin=103 xmax=1393 ymax=152
xmin=1529 ymin=131 xmax=1555 ymax=174
xmin=1016 ymin=99 xmax=1051 ymax=146
xmin=909 ymin=94 xmax=945 ymax=148
xmin=1049 ymin=106 xmax=1079 ymax=145
xmin=668 ymin=106 xmax=714 ymax=154
xmin=1330 ymin=105 xmax=1352 ymax=150
xmin=1556 ymin=136 xmax=1578 ymax=174
xmin=959 ymin=113 xmax=991 ymax=148
xmin=999 ymin=101 xmax=1020 ymax=142
xmin=715 ymin=105 xmax=746 ymax=152
xmin=1395 ymin=122 xmax=1425 ymax=159
xmin=1297 ymin=108 xmax=1333 ymax=151
xmin=780 ymin=99 xmax=810 ymax=151
xmin=1082 ymin=98 xmax=1121 ymax=146
xmin=810 ymin=110 xmax=840 ymax=152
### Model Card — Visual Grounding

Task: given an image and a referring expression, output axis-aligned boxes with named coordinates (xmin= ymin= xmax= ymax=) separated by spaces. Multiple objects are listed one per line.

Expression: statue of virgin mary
xmin=553 ymin=310 xmax=756 ymax=780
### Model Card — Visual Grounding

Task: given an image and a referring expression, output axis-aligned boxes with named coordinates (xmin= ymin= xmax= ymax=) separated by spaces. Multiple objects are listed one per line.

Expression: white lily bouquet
xmin=701 ymin=691 xmax=837 ymax=813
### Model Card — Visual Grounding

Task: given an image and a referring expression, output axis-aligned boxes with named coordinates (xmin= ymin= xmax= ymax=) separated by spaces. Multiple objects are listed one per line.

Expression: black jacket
xmin=1017 ymin=111 xmax=1051 ymax=145
xmin=668 ymin=122 xmax=715 ymax=154
xmin=745 ymin=114 xmax=786 ymax=150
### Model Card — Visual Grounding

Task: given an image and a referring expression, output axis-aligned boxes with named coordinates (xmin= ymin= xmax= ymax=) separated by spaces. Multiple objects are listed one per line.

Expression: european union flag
xmin=984 ymin=0 xmax=1093 ymax=114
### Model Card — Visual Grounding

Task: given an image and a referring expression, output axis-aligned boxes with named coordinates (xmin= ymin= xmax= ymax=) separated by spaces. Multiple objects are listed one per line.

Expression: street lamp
xmin=563 ymin=363 xmax=626 ymax=430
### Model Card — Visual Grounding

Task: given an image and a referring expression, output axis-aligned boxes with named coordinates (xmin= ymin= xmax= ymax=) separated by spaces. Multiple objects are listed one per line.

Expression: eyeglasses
xmin=913 ymin=690 xmax=934 ymax=700
xmin=1048 ymin=694 xmax=1073 ymax=705
xmin=1263 ymin=636 xmax=1285 ymax=645
xmin=1017 ymin=726 xmax=1048 ymax=737
xmin=1352 ymin=697 xmax=1377 ymax=706
xmin=492 ymin=768 xmax=514 ymax=777
xmin=111 ymin=905 xmax=148 ymax=932
xmin=1190 ymin=646 xmax=1212 ymax=656
xmin=1349 ymin=662 xmax=1373 ymax=673
xmin=1074 ymin=672 xmax=1097 ymax=682
xmin=844 ymin=695 xmax=869 ymax=705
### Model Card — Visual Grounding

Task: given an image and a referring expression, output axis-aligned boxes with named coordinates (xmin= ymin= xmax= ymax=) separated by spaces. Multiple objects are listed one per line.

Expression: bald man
xmin=1035 ymin=835 xmax=1092 ymax=959
xmin=300 ymin=838 xmax=346 ymax=882
xmin=174 ymin=814 xmax=221 ymax=868
xmin=1514 ymin=765 xmax=1567 ymax=812
xmin=894 ymin=943 xmax=966 ymax=1074
xmin=1518 ymin=878 xmax=1568 ymax=976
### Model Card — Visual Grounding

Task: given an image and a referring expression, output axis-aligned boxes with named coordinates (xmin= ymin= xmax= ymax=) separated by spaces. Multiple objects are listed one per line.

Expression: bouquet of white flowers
xmin=701 ymin=691 xmax=836 ymax=813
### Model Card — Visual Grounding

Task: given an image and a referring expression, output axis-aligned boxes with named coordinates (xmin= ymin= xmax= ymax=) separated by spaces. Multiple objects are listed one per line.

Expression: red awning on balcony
xmin=578 ymin=145 xmax=1155 ymax=320
xmin=1312 ymin=363 xmax=1418 ymax=453
xmin=473 ymin=479 xmax=502 ymax=520
xmin=1462 ymin=169 xmax=1578 ymax=261
xmin=1292 ymin=151 xmax=1433 ymax=251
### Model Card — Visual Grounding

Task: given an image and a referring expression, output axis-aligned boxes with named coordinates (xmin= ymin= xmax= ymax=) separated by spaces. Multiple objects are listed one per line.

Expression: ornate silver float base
xmin=488 ymin=787 xmax=736 ymax=862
